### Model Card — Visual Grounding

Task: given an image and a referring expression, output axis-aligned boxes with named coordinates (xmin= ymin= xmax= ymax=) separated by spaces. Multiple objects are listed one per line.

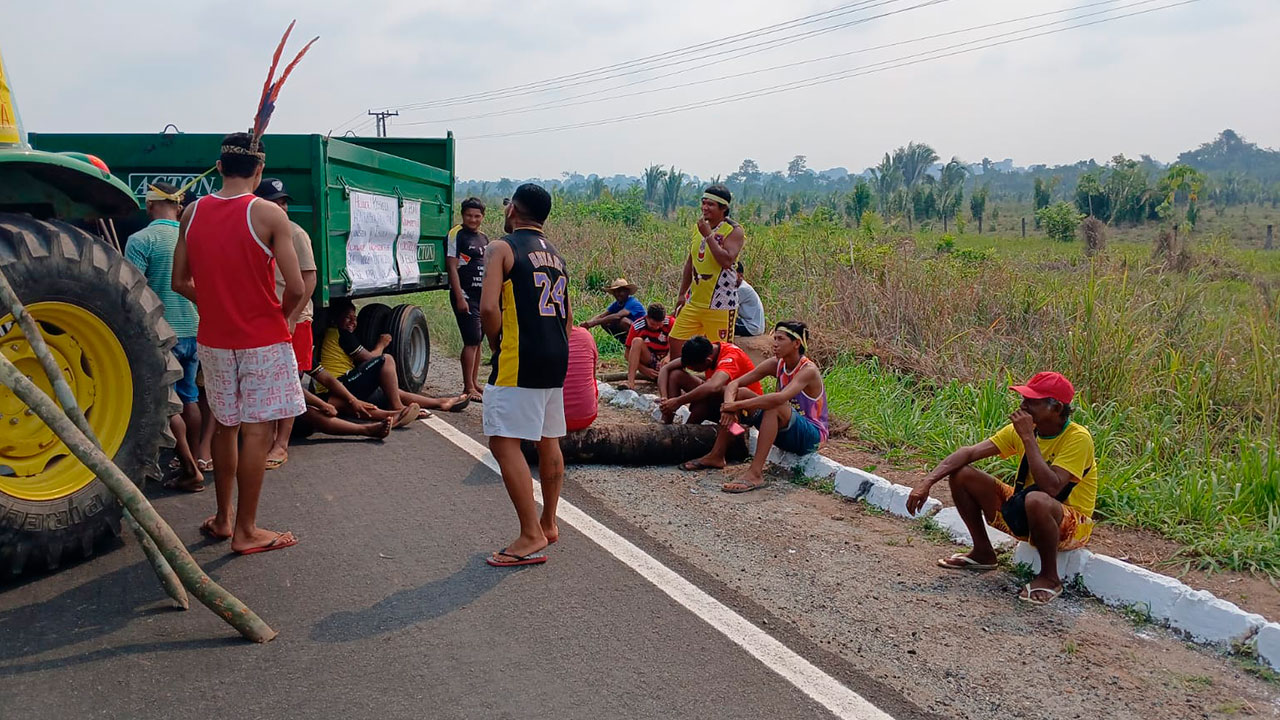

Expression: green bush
xmin=1036 ymin=202 xmax=1083 ymax=243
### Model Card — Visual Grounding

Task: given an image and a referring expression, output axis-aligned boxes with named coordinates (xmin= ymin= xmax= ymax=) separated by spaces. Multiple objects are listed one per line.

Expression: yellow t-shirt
xmin=687 ymin=220 xmax=741 ymax=310
xmin=318 ymin=327 xmax=357 ymax=378
xmin=989 ymin=422 xmax=1098 ymax=518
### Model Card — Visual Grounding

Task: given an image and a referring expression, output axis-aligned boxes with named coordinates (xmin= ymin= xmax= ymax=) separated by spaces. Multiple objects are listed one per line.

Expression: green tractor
xmin=0 ymin=51 xmax=180 ymax=575
xmin=1 ymin=49 xmax=456 ymax=576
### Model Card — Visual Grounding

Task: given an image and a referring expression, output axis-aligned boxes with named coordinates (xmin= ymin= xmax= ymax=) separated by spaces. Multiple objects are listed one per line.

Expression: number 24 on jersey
xmin=533 ymin=272 xmax=567 ymax=318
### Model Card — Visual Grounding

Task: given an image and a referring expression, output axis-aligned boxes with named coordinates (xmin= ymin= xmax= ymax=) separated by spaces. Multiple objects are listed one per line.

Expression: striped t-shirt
xmin=625 ymin=316 xmax=674 ymax=359
xmin=124 ymin=219 xmax=199 ymax=338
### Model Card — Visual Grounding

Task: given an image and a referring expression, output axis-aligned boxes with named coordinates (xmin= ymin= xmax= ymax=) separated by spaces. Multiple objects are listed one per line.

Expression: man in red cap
xmin=906 ymin=371 xmax=1098 ymax=606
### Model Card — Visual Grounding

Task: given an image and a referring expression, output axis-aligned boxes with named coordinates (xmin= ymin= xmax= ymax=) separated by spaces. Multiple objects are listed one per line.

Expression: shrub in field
xmin=1037 ymin=202 xmax=1083 ymax=243
xmin=1082 ymin=216 xmax=1108 ymax=256
xmin=935 ymin=235 xmax=956 ymax=254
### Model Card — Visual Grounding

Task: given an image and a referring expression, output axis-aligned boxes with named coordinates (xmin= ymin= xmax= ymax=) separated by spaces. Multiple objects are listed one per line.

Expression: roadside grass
xmin=398 ymin=202 xmax=1280 ymax=575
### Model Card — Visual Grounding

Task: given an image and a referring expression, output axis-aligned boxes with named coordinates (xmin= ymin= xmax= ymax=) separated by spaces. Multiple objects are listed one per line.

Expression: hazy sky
xmin=4 ymin=0 xmax=1276 ymax=180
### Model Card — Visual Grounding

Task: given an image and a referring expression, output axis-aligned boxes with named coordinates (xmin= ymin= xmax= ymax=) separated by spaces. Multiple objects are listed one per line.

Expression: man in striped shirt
xmin=624 ymin=303 xmax=673 ymax=390
xmin=124 ymin=181 xmax=204 ymax=492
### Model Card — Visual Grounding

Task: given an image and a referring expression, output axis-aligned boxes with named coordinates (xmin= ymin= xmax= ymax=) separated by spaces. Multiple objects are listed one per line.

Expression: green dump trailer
xmin=29 ymin=131 xmax=457 ymax=391
xmin=2 ymin=130 xmax=454 ymax=576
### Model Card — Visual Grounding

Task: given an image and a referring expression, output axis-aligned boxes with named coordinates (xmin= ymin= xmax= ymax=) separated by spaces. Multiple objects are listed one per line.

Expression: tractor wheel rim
xmin=0 ymin=302 xmax=132 ymax=501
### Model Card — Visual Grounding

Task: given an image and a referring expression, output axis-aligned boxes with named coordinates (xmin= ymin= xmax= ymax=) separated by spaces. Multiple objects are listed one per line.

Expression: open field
xmin=405 ymin=200 xmax=1280 ymax=576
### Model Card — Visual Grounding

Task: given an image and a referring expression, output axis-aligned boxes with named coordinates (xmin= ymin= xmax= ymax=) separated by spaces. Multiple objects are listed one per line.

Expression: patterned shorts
xmin=197 ymin=342 xmax=305 ymax=426
xmin=991 ymin=481 xmax=1094 ymax=550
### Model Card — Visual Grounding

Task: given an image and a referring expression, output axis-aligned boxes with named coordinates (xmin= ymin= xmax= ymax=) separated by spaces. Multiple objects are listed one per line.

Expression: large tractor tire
xmin=388 ymin=304 xmax=430 ymax=393
xmin=0 ymin=214 xmax=180 ymax=577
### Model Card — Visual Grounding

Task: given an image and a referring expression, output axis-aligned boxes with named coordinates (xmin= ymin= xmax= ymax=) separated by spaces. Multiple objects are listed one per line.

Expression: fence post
xmin=1021 ymin=217 xmax=1026 ymax=238
xmin=1267 ymin=224 xmax=1274 ymax=250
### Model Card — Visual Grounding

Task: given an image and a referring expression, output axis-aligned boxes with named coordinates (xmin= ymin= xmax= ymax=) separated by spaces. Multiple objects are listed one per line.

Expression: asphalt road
xmin=0 ymin=410 xmax=936 ymax=720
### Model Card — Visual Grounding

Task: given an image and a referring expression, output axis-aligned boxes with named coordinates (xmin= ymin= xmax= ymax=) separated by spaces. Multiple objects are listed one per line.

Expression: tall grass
xmin=412 ymin=204 xmax=1280 ymax=573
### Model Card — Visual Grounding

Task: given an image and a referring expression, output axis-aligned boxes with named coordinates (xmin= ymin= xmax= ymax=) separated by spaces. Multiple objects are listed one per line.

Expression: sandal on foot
xmin=196 ymin=459 xmax=214 ymax=472
xmin=163 ymin=476 xmax=205 ymax=493
xmin=448 ymin=396 xmax=471 ymax=413
xmin=199 ymin=518 xmax=231 ymax=541
xmin=393 ymin=404 xmax=421 ymax=428
xmin=235 ymin=532 xmax=298 ymax=556
xmin=265 ymin=456 xmax=287 ymax=471
xmin=680 ymin=459 xmax=722 ymax=472
xmin=1018 ymin=584 xmax=1064 ymax=605
xmin=721 ymin=479 xmax=767 ymax=493
xmin=486 ymin=548 xmax=548 ymax=567
xmin=938 ymin=553 xmax=998 ymax=571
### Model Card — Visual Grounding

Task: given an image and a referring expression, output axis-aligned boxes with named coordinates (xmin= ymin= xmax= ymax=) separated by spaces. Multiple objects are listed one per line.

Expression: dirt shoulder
xmin=567 ymin=411 xmax=1280 ymax=719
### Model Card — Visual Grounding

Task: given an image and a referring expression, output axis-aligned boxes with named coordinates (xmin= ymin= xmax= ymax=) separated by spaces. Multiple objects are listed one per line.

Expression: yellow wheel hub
xmin=0 ymin=302 xmax=132 ymax=501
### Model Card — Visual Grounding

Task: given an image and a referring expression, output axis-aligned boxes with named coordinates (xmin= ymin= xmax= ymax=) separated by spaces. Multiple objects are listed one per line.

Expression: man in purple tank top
xmin=685 ymin=320 xmax=829 ymax=493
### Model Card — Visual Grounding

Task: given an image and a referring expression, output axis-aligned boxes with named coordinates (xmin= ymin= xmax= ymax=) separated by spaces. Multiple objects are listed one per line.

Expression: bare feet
xmin=721 ymin=467 xmax=767 ymax=493
xmin=680 ymin=455 xmax=725 ymax=471
xmin=364 ymin=418 xmax=393 ymax=439
xmin=164 ymin=466 xmax=205 ymax=493
xmin=466 ymin=388 xmax=484 ymax=402
xmin=541 ymin=519 xmax=559 ymax=545
xmin=231 ymin=527 xmax=298 ymax=555
xmin=199 ymin=515 xmax=232 ymax=541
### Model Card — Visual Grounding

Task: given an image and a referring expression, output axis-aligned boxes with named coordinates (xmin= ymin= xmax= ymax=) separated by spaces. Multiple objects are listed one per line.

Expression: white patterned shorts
xmin=197 ymin=342 xmax=305 ymax=426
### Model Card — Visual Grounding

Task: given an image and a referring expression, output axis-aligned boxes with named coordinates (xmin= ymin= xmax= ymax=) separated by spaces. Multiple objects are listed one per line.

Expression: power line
xmin=392 ymin=0 xmax=939 ymax=115
xmin=379 ymin=0 xmax=909 ymax=114
xmin=403 ymin=0 xmax=1133 ymax=127
xmin=463 ymin=0 xmax=1200 ymax=141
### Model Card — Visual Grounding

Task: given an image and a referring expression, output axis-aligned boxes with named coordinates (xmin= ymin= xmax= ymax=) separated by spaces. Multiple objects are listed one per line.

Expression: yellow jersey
xmin=687 ymin=220 xmax=741 ymax=310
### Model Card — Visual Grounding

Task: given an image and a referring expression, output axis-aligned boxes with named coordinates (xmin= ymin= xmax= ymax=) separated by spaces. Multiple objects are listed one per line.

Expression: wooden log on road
xmin=524 ymin=423 xmax=748 ymax=466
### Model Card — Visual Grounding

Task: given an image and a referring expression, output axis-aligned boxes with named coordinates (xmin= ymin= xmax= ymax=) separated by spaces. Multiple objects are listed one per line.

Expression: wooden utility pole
xmin=1021 ymin=217 xmax=1026 ymax=238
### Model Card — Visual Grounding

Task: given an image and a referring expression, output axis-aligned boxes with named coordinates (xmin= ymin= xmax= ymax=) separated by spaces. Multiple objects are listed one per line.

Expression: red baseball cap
xmin=1011 ymin=371 xmax=1074 ymax=404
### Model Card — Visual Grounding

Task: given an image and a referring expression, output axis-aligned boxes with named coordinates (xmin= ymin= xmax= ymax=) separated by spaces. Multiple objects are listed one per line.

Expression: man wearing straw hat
xmin=668 ymin=184 xmax=745 ymax=362
xmin=582 ymin=277 xmax=645 ymax=344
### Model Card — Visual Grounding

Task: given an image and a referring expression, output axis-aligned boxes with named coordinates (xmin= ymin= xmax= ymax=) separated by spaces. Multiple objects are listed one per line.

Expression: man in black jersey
xmin=447 ymin=197 xmax=489 ymax=402
xmin=480 ymin=183 xmax=572 ymax=567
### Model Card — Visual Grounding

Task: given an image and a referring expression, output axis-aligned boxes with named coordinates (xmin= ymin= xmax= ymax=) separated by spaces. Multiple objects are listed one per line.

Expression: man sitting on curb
xmin=314 ymin=299 xmax=469 ymax=419
xmin=582 ymin=278 xmax=645 ymax=344
xmin=657 ymin=335 xmax=762 ymax=429
xmin=906 ymin=371 xmax=1099 ymax=606
xmin=685 ymin=321 xmax=829 ymax=492
xmin=624 ymin=303 xmax=674 ymax=390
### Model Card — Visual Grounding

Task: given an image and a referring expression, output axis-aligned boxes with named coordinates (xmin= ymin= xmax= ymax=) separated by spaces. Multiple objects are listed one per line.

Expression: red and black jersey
xmin=625 ymin=316 xmax=674 ymax=359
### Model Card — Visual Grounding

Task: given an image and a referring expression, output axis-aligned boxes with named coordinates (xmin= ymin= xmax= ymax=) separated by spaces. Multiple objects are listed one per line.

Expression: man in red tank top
xmin=172 ymin=132 xmax=307 ymax=555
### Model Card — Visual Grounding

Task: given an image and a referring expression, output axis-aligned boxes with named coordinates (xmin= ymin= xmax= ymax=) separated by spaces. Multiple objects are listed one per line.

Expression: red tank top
xmin=186 ymin=193 xmax=291 ymax=349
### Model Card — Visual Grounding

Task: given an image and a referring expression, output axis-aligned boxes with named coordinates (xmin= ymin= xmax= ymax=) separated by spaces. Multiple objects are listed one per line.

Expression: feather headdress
xmin=249 ymin=21 xmax=319 ymax=153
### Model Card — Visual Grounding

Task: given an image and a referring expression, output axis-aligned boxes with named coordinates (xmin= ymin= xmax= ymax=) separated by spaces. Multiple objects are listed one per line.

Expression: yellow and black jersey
xmin=489 ymin=228 xmax=570 ymax=389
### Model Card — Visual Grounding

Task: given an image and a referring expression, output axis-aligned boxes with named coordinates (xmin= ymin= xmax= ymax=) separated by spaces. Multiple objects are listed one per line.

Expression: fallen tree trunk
xmin=524 ymin=423 xmax=747 ymax=466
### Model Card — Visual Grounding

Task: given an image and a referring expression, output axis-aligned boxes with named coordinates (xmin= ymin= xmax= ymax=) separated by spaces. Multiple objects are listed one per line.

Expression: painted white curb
xmin=597 ymin=378 xmax=1276 ymax=654
xmin=1256 ymin=623 xmax=1280 ymax=671
xmin=934 ymin=507 xmax=1016 ymax=550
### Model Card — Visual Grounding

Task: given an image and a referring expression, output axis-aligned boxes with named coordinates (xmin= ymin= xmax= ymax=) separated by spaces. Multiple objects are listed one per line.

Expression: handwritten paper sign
xmin=346 ymin=191 xmax=400 ymax=291
xmin=396 ymin=199 xmax=421 ymax=286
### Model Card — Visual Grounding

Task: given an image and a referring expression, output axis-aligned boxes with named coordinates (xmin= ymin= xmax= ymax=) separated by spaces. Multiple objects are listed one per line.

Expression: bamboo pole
xmin=0 ymin=274 xmax=274 ymax=641
xmin=0 ymin=276 xmax=188 ymax=608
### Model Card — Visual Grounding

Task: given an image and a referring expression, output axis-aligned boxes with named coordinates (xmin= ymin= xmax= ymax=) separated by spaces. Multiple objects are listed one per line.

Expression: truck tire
xmin=388 ymin=304 xmax=430 ymax=392
xmin=0 ymin=214 xmax=180 ymax=576
xmin=356 ymin=302 xmax=393 ymax=353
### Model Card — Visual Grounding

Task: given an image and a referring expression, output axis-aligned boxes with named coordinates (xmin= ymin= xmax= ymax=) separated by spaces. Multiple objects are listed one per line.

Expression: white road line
xmin=421 ymin=415 xmax=895 ymax=720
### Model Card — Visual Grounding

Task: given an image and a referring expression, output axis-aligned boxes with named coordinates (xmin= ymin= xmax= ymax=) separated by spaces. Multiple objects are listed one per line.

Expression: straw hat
xmin=605 ymin=278 xmax=639 ymax=293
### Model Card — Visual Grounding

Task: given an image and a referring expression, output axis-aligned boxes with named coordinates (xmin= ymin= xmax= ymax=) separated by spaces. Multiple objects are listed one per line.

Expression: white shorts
xmin=197 ymin=342 xmax=305 ymax=426
xmin=482 ymin=385 xmax=567 ymax=441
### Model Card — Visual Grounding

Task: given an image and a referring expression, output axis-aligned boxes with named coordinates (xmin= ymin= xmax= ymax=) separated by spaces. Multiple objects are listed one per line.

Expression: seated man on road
xmin=686 ymin=321 xmax=828 ymax=491
xmin=906 ymin=372 xmax=1099 ymax=607
xmin=624 ymin=303 xmax=674 ymax=390
xmin=564 ymin=324 xmax=599 ymax=432
xmin=314 ymin=299 xmax=468 ymax=420
xmin=291 ymin=385 xmax=394 ymax=441
xmin=582 ymin=278 xmax=645 ymax=344
xmin=656 ymin=335 xmax=762 ymax=428
xmin=734 ymin=264 xmax=766 ymax=338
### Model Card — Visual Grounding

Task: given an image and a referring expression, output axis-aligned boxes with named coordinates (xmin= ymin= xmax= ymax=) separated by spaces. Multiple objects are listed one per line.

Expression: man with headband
xmin=125 ymin=181 xmax=204 ymax=492
xmin=668 ymin=184 xmax=745 ymax=361
xmin=172 ymin=132 xmax=307 ymax=555
xmin=684 ymin=320 xmax=829 ymax=493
